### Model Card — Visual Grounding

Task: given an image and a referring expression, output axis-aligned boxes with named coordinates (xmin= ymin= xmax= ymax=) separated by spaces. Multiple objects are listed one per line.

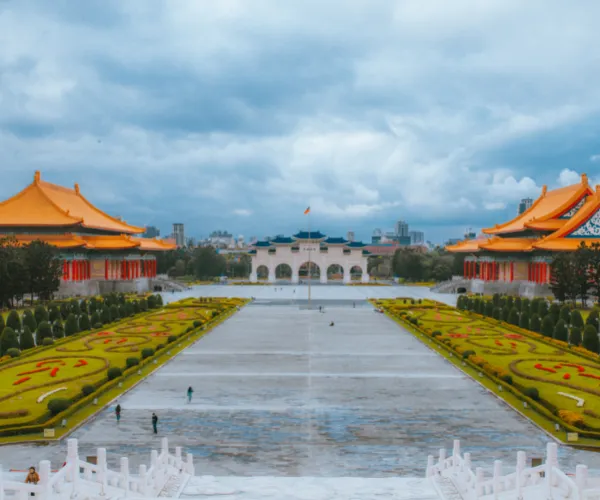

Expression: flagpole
xmin=308 ymin=210 xmax=311 ymax=308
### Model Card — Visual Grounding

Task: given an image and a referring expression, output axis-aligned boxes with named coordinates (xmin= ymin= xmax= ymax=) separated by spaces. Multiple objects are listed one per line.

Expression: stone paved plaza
xmin=2 ymin=285 xmax=600 ymax=477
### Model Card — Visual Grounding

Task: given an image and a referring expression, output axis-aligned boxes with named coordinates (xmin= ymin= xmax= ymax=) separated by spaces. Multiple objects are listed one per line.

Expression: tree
xmin=570 ymin=326 xmax=582 ymax=346
xmin=560 ymin=305 xmax=571 ymax=325
xmin=485 ymin=301 xmax=494 ymax=317
xmin=6 ymin=310 xmax=21 ymax=332
xmin=508 ymin=307 xmax=519 ymax=326
xmin=587 ymin=309 xmax=600 ymax=330
xmin=79 ymin=314 xmax=91 ymax=331
xmin=36 ymin=321 xmax=52 ymax=345
xmin=553 ymin=319 xmax=568 ymax=342
xmin=583 ymin=325 xmax=600 ymax=353
xmin=49 ymin=306 xmax=60 ymax=323
xmin=492 ymin=307 xmax=501 ymax=320
xmin=90 ymin=311 xmax=101 ymax=327
xmin=64 ymin=314 xmax=79 ymax=337
xmin=550 ymin=253 xmax=576 ymax=304
xmin=570 ymin=310 xmax=584 ymax=329
xmin=549 ymin=303 xmax=560 ymax=324
xmin=588 ymin=242 xmax=600 ymax=304
xmin=530 ymin=314 xmax=541 ymax=332
xmin=193 ymin=246 xmax=227 ymax=279
xmin=538 ymin=300 xmax=549 ymax=319
xmin=101 ymin=306 xmax=111 ymax=324
xmin=22 ymin=240 xmax=61 ymax=302
xmin=519 ymin=311 xmax=530 ymax=329
xmin=22 ymin=309 xmax=37 ymax=332
xmin=20 ymin=325 xmax=35 ymax=350
xmin=541 ymin=315 xmax=555 ymax=338
xmin=573 ymin=243 xmax=592 ymax=307
xmin=0 ymin=327 xmax=19 ymax=355
xmin=70 ymin=299 xmax=81 ymax=315
xmin=52 ymin=319 xmax=64 ymax=338
xmin=0 ymin=237 xmax=28 ymax=308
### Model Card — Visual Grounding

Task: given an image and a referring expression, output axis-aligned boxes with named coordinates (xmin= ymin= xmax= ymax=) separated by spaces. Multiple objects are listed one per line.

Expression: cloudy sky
xmin=2 ymin=1 xmax=600 ymax=243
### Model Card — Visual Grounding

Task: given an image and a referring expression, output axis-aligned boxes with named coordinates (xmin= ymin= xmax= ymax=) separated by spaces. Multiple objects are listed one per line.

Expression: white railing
xmin=426 ymin=440 xmax=588 ymax=499
xmin=0 ymin=437 xmax=194 ymax=500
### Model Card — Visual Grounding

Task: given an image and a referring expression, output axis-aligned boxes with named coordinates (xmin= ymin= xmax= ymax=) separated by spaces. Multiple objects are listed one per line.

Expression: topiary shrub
xmin=64 ymin=313 xmax=79 ymax=337
xmin=52 ymin=319 xmax=64 ymax=339
xmin=60 ymin=302 xmax=70 ymax=320
xmin=462 ymin=350 xmax=475 ymax=359
xmin=524 ymin=387 xmax=539 ymax=401
xmin=0 ymin=327 xmax=20 ymax=355
xmin=553 ymin=319 xmax=568 ymax=342
xmin=508 ymin=307 xmax=520 ymax=326
xmin=570 ymin=326 xmax=582 ymax=346
xmin=156 ymin=344 xmax=165 ymax=351
xmin=79 ymin=314 xmax=91 ymax=331
xmin=582 ymin=325 xmax=600 ymax=353
xmin=42 ymin=338 xmax=54 ymax=346
xmin=90 ymin=311 xmax=101 ymax=326
xmin=48 ymin=398 xmax=71 ymax=415
xmin=81 ymin=384 xmax=95 ymax=396
xmin=530 ymin=314 xmax=541 ymax=333
xmin=34 ymin=305 xmax=49 ymax=325
xmin=101 ymin=306 xmax=111 ymax=324
xmin=6 ymin=347 xmax=20 ymax=358
xmin=484 ymin=301 xmax=494 ymax=317
xmin=20 ymin=325 xmax=35 ymax=350
xmin=126 ymin=357 xmax=140 ymax=368
xmin=6 ymin=310 xmax=22 ymax=332
xmin=94 ymin=322 xmax=103 ymax=329
xmin=519 ymin=311 xmax=530 ymax=330
xmin=109 ymin=305 xmax=120 ymax=322
xmin=571 ymin=310 xmax=584 ymax=329
xmin=141 ymin=347 xmax=155 ymax=359
xmin=538 ymin=300 xmax=549 ymax=319
xmin=139 ymin=298 xmax=148 ymax=312
xmin=587 ymin=309 xmax=600 ymax=330
xmin=155 ymin=294 xmax=164 ymax=306
xmin=167 ymin=335 xmax=177 ymax=343
xmin=500 ymin=374 xmax=513 ymax=385
xmin=560 ymin=305 xmax=571 ymax=324
xmin=193 ymin=320 xmax=203 ymax=328
xmin=549 ymin=303 xmax=560 ymax=324
xmin=147 ymin=295 xmax=157 ymax=309
xmin=49 ymin=306 xmax=60 ymax=323
xmin=70 ymin=299 xmax=81 ymax=315
xmin=107 ymin=367 xmax=123 ymax=380
xmin=431 ymin=330 xmax=442 ymax=337
xmin=541 ymin=315 xmax=555 ymax=338
xmin=22 ymin=310 xmax=37 ymax=332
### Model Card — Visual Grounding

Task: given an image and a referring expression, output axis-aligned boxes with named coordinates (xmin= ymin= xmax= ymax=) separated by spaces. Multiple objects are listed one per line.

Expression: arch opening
xmin=327 ymin=264 xmax=344 ymax=280
xmin=256 ymin=265 xmax=269 ymax=279
xmin=350 ymin=265 xmax=364 ymax=280
xmin=275 ymin=263 xmax=293 ymax=279
xmin=298 ymin=262 xmax=321 ymax=279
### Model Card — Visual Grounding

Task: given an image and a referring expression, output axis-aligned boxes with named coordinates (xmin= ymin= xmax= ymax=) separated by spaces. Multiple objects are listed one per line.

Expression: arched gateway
xmin=248 ymin=231 xmax=370 ymax=284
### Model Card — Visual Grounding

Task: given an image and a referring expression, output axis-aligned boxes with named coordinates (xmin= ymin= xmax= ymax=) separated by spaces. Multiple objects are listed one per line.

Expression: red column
xmin=104 ymin=259 xmax=108 ymax=280
xmin=153 ymin=260 xmax=157 ymax=277
xmin=510 ymin=262 xmax=514 ymax=282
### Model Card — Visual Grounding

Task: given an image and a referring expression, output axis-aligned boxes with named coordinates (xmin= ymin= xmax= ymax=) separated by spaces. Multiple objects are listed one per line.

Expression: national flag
xmin=304 ymin=206 xmax=310 ymax=214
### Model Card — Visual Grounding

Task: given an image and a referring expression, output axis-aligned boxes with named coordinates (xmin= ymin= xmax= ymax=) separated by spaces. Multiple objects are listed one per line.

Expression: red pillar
xmin=510 ymin=262 xmax=514 ymax=282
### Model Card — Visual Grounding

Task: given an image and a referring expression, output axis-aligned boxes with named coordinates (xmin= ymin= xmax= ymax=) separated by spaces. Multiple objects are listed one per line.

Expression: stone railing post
xmin=161 ymin=437 xmax=169 ymax=462
xmin=575 ymin=464 xmax=588 ymax=492
xmin=452 ymin=440 xmax=460 ymax=473
xmin=38 ymin=461 xmax=51 ymax=500
xmin=97 ymin=448 xmax=107 ymax=496
xmin=515 ymin=451 xmax=526 ymax=498
xmin=493 ymin=460 xmax=502 ymax=498
xmin=175 ymin=447 xmax=182 ymax=469
xmin=186 ymin=453 xmax=195 ymax=476
xmin=151 ymin=450 xmax=159 ymax=491
xmin=426 ymin=455 xmax=434 ymax=478
xmin=475 ymin=467 xmax=484 ymax=498
xmin=66 ymin=439 xmax=79 ymax=483
xmin=438 ymin=448 xmax=446 ymax=472
xmin=545 ymin=442 xmax=557 ymax=496
xmin=120 ymin=457 xmax=129 ymax=493
xmin=139 ymin=465 xmax=148 ymax=496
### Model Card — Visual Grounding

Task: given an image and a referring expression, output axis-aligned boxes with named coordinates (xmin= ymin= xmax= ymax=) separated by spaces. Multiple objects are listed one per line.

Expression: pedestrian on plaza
xmin=330 ymin=321 xmax=334 ymax=326
xmin=152 ymin=413 xmax=158 ymax=434
xmin=115 ymin=404 xmax=121 ymax=422
xmin=25 ymin=466 xmax=39 ymax=495
xmin=187 ymin=386 xmax=193 ymax=403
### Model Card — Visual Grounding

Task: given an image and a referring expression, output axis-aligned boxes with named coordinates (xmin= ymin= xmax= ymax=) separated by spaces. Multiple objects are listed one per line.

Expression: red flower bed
xmin=117 ymin=338 xmax=128 ymax=344
xmin=563 ymin=373 xmax=571 ymax=380
xmin=13 ymin=377 xmax=31 ymax=385
xmin=18 ymin=367 xmax=50 ymax=376
xmin=74 ymin=359 xmax=88 ymax=368
xmin=50 ymin=368 xmax=59 ymax=377
xmin=36 ymin=360 xmax=65 ymax=368
xmin=534 ymin=363 xmax=556 ymax=374
xmin=504 ymin=334 xmax=523 ymax=339
xmin=580 ymin=373 xmax=600 ymax=380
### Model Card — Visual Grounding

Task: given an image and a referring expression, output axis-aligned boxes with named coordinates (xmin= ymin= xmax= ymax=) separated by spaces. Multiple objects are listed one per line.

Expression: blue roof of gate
xmin=324 ymin=237 xmax=348 ymax=244
xmin=362 ymin=249 xmax=371 ymax=255
xmin=293 ymin=231 xmax=326 ymax=239
xmin=270 ymin=236 xmax=295 ymax=244
xmin=254 ymin=241 xmax=272 ymax=247
xmin=247 ymin=249 xmax=257 ymax=254
xmin=346 ymin=241 xmax=367 ymax=247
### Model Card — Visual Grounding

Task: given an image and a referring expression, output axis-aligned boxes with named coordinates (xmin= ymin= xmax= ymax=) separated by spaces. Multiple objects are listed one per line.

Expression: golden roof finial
xmin=541 ymin=185 xmax=547 ymax=195
xmin=582 ymin=173 xmax=588 ymax=184
xmin=74 ymin=183 xmax=80 ymax=194
xmin=34 ymin=171 xmax=41 ymax=182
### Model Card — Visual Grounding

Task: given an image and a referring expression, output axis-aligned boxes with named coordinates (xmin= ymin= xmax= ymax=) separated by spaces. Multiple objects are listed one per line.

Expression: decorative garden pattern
xmin=373 ymin=298 xmax=600 ymax=437
xmin=0 ymin=297 xmax=247 ymax=432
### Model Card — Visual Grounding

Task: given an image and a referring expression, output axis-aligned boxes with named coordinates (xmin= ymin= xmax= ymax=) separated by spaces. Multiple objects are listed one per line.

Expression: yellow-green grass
xmin=373 ymin=298 xmax=600 ymax=446
xmin=0 ymin=298 xmax=247 ymax=433
xmin=401 ymin=281 xmax=437 ymax=287
xmin=346 ymin=282 xmax=390 ymax=286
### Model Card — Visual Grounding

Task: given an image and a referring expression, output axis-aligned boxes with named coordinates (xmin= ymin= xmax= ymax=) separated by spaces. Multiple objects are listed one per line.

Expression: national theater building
xmin=446 ymin=173 xmax=600 ymax=295
xmin=0 ymin=171 xmax=174 ymax=296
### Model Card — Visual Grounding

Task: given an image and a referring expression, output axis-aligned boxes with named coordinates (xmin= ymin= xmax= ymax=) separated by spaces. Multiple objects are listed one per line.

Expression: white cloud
xmin=233 ymin=209 xmax=252 ymax=216
xmin=590 ymin=154 xmax=600 ymax=163
xmin=484 ymin=202 xmax=507 ymax=210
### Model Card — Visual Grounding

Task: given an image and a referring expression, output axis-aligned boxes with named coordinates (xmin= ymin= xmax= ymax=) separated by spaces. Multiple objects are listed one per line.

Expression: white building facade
xmin=248 ymin=232 xmax=370 ymax=284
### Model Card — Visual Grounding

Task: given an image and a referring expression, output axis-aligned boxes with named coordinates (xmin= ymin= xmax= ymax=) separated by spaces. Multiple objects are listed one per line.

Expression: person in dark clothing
xmin=115 ymin=404 xmax=121 ymax=422
xmin=152 ymin=413 xmax=158 ymax=434
xmin=330 ymin=321 xmax=334 ymax=326
xmin=187 ymin=386 xmax=193 ymax=403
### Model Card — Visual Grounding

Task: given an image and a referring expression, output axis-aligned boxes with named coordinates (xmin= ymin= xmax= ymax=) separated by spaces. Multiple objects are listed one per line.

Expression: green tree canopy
xmin=541 ymin=315 xmax=555 ymax=338
xmin=0 ymin=327 xmax=19 ymax=355
xmin=64 ymin=314 xmax=79 ymax=337
xmin=20 ymin=325 xmax=35 ymax=350
xmin=530 ymin=314 xmax=541 ymax=333
xmin=6 ymin=310 xmax=21 ymax=332
xmin=36 ymin=321 xmax=52 ymax=345
xmin=570 ymin=326 xmax=582 ymax=346
xmin=583 ymin=325 xmax=600 ymax=353
xmin=553 ymin=319 xmax=568 ymax=342
xmin=22 ymin=309 xmax=37 ymax=332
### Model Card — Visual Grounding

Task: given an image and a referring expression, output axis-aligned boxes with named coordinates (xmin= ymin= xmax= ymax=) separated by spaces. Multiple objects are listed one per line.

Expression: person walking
xmin=25 ymin=466 xmax=39 ymax=495
xmin=152 ymin=413 xmax=158 ymax=434
xmin=115 ymin=404 xmax=121 ymax=423
xmin=187 ymin=386 xmax=193 ymax=403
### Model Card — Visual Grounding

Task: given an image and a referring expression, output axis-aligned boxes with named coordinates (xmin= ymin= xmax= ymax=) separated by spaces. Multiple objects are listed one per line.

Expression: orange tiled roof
xmin=131 ymin=236 xmax=177 ymax=251
xmin=13 ymin=234 xmax=87 ymax=249
xmin=534 ymin=188 xmax=600 ymax=251
xmin=483 ymin=174 xmax=592 ymax=235
xmin=445 ymin=237 xmax=486 ymax=253
xmin=478 ymin=237 xmax=536 ymax=252
xmin=0 ymin=172 xmax=144 ymax=234
xmin=80 ymin=234 xmax=140 ymax=250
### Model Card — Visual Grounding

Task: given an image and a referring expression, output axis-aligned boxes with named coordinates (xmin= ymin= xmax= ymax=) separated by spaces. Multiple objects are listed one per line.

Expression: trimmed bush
xmin=500 ymin=374 xmax=513 ymax=385
xmin=49 ymin=306 xmax=60 ymax=323
xmin=20 ymin=325 xmax=35 ymax=350
xmin=109 ymin=305 xmax=120 ymax=322
xmin=501 ymin=307 xmax=510 ymax=322
xmin=0 ymin=327 xmax=20 ymax=355
xmin=541 ymin=315 xmax=555 ymax=338
xmin=42 ymin=338 xmax=54 ymax=346
xmin=519 ymin=311 xmax=530 ymax=329
xmin=521 ymin=298 xmax=530 ymax=315
xmin=514 ymin=297 xmax=522 ymax=312
xmin=36 ymin=321 xmax=52 ymax=345
xmin=156 ymin=343 xmax=165 ymax=351
xmin=524 ymin=387 xmax=539 ymax=401
xmin=431 ymin=331 xmax=442 ymax=337
xmin=462 ymin=350 xmax=475 ymax=359
xmin=126 ymin=357 xmax=140 ymax=368
xmin=193 ymin=320 xmax=203 ymax=328
xmin=70 ymin=299 xmax=81 ymax=315
xmin=79 ymin=314 xmax=91 ymax=331
xmin=64 ymin=313 xmax=79 ymax=337
xmin=80 ymin=299 xmax=88 ymax=315
xmin=553 ymin=319 xmax=568 ymax=342
xmin=90 ymin=311 xmax=101 ymax=327
xmin=560 ymin=305 xmax=571 ymax=324
xmin=147 ymin=295 xmax=157 ymax=309
xmin=582 ymin=325 xmax=600 ymax=353
xmin=484 ymin=301 xmax=494 ymax=317
xmin=570 ymin=310 xmax=584 ymax=329
xmin=23 ymin=310 xmax=37 ymax=332
xmin=81 ymin=385 xmax=95 ymax=396
xmin=506 ymin=296 xmax=514 ymax=309
xmin=492 ymin=307 xmax=501 ymax=320
xmin=60 ymin=302 xmax=70 ymax=320
xmin=132 ymin=300 xmax=140 ymax=314
xmin=93 ymin=323 xmax=103 ymax=329
xmin=6 ymin=347 xmax=20 ymax=358
xmin=6 ymin=310 xmax=21 ymax=332
xmin=155 ymin=294 xmax=163 ymax=306
xmin=570 ymin=326 xmax=582 ymax=346
xmin=492 ymin=293 xmax=500 ymax=307
xmin=508 ymin=307 xmax=519 ymax=326
xmin=107 ymin=367 xmax=123 ymax=380
xmin=141 ymin=347 xmax=155 ymax=359
xmin=48 ymin=398 xmax=71 ymax=415
xmin=139 ymin=298 xmax=148 ymax=312
xmin=118 ymin=304 xmax=127 ymax=319
xmin=211 ymin=310 xmax=219 ymax=318
xmin=101 ymin=306 xmax=111 ymax=324
xmin=530 ymin=314 xmax=541 ymax=333
xmin=587 ymin=309 xmax=600 ymax=330
xmin=34 ymin=305 xmax=49 ymax=325
xmin=550 ymin=303 xmax=560 ymax=324
xmin=52 ymin=319 xmax=64 ymax=339
xmin=167 ymin=335 xmax=177 ymax=343
xmin=538 ymin=300 xmax=549 ymax=319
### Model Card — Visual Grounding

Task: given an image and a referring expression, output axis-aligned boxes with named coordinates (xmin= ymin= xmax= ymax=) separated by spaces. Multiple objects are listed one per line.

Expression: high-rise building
xmin=372 ymin=228 xmax=382 ymax=244
xmin=173 ymin=223 xmax=185 ymax=247
xmin=143 ymin=226 xmax=160 ymax=238
xmin=518 ymin=198 xmax=533 ymax=215
xmin=395 ymin=220 xmax=409 ymax=237
xmin=409 ymin=230 xmax=425 ymax=245
xmin=346 ymin=231 xmax=355 ymax=242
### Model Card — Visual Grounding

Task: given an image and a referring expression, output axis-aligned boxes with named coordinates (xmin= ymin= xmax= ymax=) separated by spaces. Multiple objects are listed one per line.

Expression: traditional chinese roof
xmin=270 ymin=237 xmax=294 ymax=244
xmin=478 ymin=237 xmax=535 ymax=252
xmin=445 ymin=235 xmax=489 ymax=253
xmin=254 ymin=241 xmax=272 ymax=247
xmin=483 ymin=174 xmax=592 ymax=235
xmin=12 ymin=234 xmax=87 ymax=249
xmin=130 ymin=237 xmax=177 ymax=251
xmin=9 ymin=234 xmax=174 ymax=251
xmin=362 ymin=249 xmax=372 ymax=255
xmin=79 ymin=235 xmax=140 ymax=250
xmin=0 ymin=172 xmax=144 ymax=234
xmin=248 ymin=249 xmax=257 ymax=255
xmin=533 ymin=188 xmax=600 ymax=251
xmin=324 ymin=237 xmax=348 ymax=245
xmin=293 ymin=231 xmax=326 ymax=240
xmin=346 ymin=241 xmax=367 ymax=248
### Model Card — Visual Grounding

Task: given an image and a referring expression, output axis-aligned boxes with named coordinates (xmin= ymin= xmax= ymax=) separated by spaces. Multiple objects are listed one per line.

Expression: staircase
xmin=431 ymin=277 xmax=470 ymax=293
xmin=153 ymin=277 xmax=188 ymax=292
